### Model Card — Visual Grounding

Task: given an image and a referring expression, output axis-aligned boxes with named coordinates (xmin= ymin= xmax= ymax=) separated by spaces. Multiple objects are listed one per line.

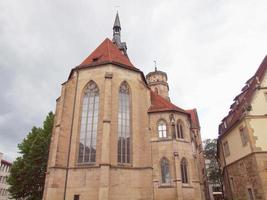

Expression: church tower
xmin=112 ymin=12 xmax=127 ymax=56
xmin=146 ymin=68 xmax=170 ymax=101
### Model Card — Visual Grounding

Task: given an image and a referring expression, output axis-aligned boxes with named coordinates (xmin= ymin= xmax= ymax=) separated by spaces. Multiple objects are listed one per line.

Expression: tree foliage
xmin=203 ymin=139 xmax=222 ymax=185
xmin=8 ymin=112 xmax=54 ymax=200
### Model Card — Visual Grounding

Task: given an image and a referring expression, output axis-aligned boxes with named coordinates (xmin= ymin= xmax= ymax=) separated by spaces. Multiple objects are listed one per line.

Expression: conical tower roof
xmin=113 ymin=12 xmax=121 ymax=28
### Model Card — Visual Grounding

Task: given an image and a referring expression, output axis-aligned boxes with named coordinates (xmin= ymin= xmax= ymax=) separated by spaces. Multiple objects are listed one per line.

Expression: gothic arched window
xmin=78 ymin=81 xmax=99 ymax=163
xmin=181 ymin=158 xmax=188 ymax=183
xmin=177 ymin=121 xmax=184 ymax=139
xmin=154 ymin=87 xmax=159 ymax=94
xmin=158 ymin=120 xmax=167 ymax=138
xmin=118 ymin=82 xmax=131 ymax=164
xmin=161 ymin=158 xmax=171 ymax=184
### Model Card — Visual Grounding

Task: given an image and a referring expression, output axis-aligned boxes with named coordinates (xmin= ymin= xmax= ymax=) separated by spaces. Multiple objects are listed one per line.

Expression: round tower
xmin=146 ymin=67 xmax=170 ymax=101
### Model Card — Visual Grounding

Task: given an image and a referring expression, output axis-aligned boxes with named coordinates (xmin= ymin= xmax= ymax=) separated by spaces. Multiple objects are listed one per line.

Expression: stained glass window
xmin=181 ymin=158 xmax=188 ymax=183
xmin=118 ymin=82 xmax=131 ymax=164
xmin=161 ymin=158 xmax=171 ymax=184
xmin=78 ymin=81 xmax=99 ymax=163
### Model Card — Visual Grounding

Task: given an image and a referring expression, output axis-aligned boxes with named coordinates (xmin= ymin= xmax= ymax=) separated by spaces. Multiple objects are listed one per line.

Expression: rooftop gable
xmin=79 ymin=38 xmax=134 ymax=68
xmin=186 ymin=109 xmax=200 ymax=129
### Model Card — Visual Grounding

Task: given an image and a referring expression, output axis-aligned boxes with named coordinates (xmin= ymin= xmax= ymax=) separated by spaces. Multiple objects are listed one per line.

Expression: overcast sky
xmin=1 ymin=0 xmax=267 ymax=160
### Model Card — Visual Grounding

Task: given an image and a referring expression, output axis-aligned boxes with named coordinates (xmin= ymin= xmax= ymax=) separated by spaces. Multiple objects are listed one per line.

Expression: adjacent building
xmin=0 ymin=152 xmax=12 ymax=200
xmin=43 ymin=13 xmax=207 ymax=200
xmin=217 ymin=56 xmax=267 ymax=200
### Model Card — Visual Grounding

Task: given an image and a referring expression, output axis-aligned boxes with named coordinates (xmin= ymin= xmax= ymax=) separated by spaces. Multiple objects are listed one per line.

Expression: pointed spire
xmin=112 ymin=12 xmax=128 ymax=56
xmin=113 ymin=12 xmax=121 ymax=29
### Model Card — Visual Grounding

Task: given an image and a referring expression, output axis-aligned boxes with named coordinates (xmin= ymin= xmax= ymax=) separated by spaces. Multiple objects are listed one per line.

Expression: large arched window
xmin=181 ymin=158 xmax=188 ymax=183
xmin=177 ymin=121 xmax=184 ymax=139
xmin=158 ymin=120 xmax=167 ymax=138
xmin=118 ymin=82 xmax=131 ymax=164
xmin=161 ymin=158 xmax=171 ymax=184
xmin=78 ymin=81 xmax=99 ymax=163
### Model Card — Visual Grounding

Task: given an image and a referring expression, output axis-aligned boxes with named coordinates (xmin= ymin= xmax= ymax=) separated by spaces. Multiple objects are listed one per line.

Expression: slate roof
xmin=113 ymin=12 xmax=121 ymax=28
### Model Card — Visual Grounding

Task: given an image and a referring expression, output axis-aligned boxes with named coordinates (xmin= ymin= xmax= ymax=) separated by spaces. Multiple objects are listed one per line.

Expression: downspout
xmin=173 ymin=149 xmax=179 ymax=200
xmin=63 ymin=69 xmax=79 ymax=200
xmin=171 ymin=114 xmax=179 ymax=200
xmin=147 ymin=113 xmax=155 ymax=200
xmin=149 ymin=114 xmax=155 ymax=200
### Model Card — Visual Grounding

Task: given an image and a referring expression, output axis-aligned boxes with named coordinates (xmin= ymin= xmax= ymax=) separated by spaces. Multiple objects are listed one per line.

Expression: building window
xmin=171 ymin=124 xmax=176 ymax=139
xmin=240 ymin=127 xmax=248 ymax=146
xmin=181 ymin=158 xmax=188 ymax=183
xmin=74 ymin=194 xmax=80 ymax=200
xmin=161 ymin=158 xmax=171 ymax=184
xmin=223 ymin=141 xmax=230 ymax=157
xmin=264 ymin=92 xmax=267 ymax=101
xmin=177 ymin=121 xmax=184 ymax=139
xmin=155 ymin=87 xmax=159 ymax=94
xmin=248 ymin=188 xmax=254 ymax=200
xmin=230 ymin=177 xmax=235 ymax=192
xmin=78 ymin=81 xmax=99 ymax=163
xmin=118 ymin=82 xmax=131 ymax=164
xmin=158 ymin=120 xmax=167 ymax=138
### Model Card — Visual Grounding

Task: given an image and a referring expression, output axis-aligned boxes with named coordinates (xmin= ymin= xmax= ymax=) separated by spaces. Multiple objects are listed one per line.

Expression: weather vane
xmin=153 ymin=60 xmax=157 ymax=71
xmin=115 ymin=5 xmax=120 ymax=12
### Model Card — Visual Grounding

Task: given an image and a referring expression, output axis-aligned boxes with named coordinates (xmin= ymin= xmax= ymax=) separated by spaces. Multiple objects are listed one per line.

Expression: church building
xmin=43 ymin=13 xmax=207 ymax=200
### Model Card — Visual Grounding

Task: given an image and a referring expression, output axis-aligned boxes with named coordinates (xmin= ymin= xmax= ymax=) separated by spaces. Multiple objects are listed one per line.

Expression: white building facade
xmin=0 ymin=152 xmax=12 ymax=200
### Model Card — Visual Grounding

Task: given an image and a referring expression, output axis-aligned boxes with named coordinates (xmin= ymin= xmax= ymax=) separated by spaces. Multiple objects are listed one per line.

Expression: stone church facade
xmin=43 ymin=13 xmax=206 ymax=200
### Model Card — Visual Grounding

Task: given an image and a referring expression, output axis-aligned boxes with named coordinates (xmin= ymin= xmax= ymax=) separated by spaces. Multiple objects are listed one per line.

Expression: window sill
xmin=158 ymin=138 xmax=172 ymax=142
xmin=117 ymin=163 xmax=133 ymax=168
xmin=159 ymin=184 xmax=174 ymax=188
xmin=182 ymin=184 xmax=193 ymax=188
xmin=176 ymin=139 xmax=189 ymax=143
xmin=242 ymin=143 xmax=248 ymax=147
xmin=76 ymin=162 xmax=97 ymax=167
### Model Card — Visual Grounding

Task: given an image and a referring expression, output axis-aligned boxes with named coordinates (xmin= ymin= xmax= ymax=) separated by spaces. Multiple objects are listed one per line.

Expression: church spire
xmin=112 ymin=12 xmax=128 ymax=56
xmin=113 ymin=12 xmax=121 ymax=29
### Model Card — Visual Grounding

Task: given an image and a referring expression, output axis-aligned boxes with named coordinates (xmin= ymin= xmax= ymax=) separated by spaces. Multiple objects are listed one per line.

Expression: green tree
xmin=203 ymin=139 xmax=222 ymax=185
xmin=8 ymin=112 xmax=54 ymax=200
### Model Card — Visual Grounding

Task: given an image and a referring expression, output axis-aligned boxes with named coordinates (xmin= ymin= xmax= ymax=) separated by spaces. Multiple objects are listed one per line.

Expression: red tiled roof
xmin=148 ymin=90 xmax=187 ymax=114
xmin=219 ymin=56 xmax=267 ymax=136
xmin=79 ymin=38 xmax=134 ymax=68
xmin=186 ymin=109 xmax=200 ymax=129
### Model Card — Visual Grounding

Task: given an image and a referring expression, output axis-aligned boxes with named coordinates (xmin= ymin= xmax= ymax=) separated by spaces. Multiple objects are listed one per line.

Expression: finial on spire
xmin=112 ymin=12 xmax=128 ymax=56
xmin=154 ymin=60 xmax=157 ymax=71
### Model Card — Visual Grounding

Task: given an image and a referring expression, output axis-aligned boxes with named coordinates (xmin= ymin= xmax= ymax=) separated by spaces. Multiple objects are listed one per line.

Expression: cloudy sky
xmin=1 ymin=0 xmax=267 ymax=160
